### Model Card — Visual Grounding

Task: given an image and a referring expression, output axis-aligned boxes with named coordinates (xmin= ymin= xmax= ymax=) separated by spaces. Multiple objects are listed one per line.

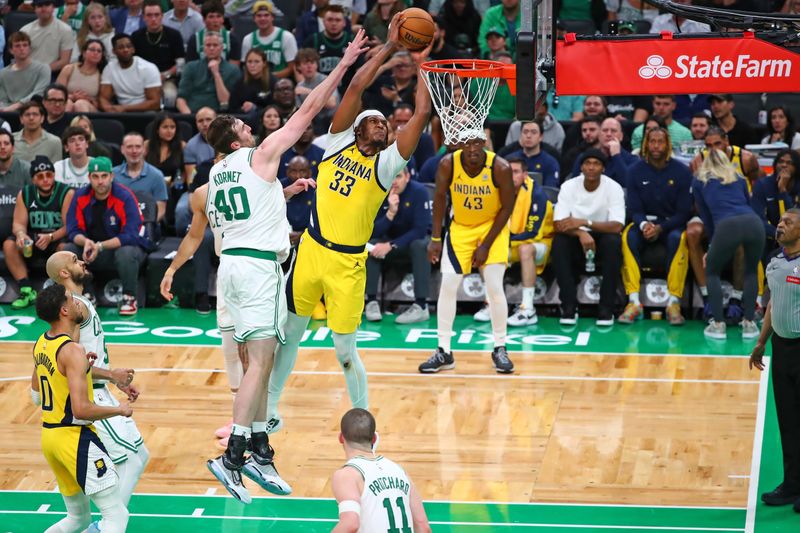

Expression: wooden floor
xmin=0 ymin=343 xmax=758 ymax=507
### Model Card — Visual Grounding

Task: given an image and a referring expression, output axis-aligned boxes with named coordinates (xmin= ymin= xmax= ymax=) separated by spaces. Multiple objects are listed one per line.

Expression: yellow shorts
xmin=509 ymin=239 xmax=534 ymax=264
xmin=42 ymin=425 xmax=116 ymax=497
xmin=442 ymin=220 xmax=510 ymax=274
xmin=287 ymin=231 xmax=368 ymax=334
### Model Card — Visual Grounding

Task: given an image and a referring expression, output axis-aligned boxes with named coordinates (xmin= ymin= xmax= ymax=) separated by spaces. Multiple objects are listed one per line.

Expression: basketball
xmin=398 ymin=8 xmax=435 ymax=51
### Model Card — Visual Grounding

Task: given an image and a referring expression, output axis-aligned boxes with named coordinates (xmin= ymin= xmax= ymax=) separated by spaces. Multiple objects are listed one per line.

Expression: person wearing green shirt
xmin=177 ymin=32 xmax=242 ymax=113
xmin=56 ymin=0 xmax=87 ymax=32
xmin=487 ymin=52 xmax=516 ymax=121
xmin=478 ymin=0 xmax=520 ymax=58
xmin=630 ymin=95 xmax=693 ymax=151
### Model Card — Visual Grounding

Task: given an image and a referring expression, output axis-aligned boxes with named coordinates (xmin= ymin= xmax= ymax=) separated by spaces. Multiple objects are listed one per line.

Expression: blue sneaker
xmin=87 ymin=521 xmax=101 ymax=533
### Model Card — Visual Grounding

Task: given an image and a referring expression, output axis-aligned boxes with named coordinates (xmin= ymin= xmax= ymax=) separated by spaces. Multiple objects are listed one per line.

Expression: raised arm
xmin=160 ymin=186 xmax=210 ymax=301
xmin=395 ymin=44 xmax=433 ymax=160
xmin=255 ymin=30 xmax=369 ymax=162
xmin=330 ymin=13 xmax=405 ymax=134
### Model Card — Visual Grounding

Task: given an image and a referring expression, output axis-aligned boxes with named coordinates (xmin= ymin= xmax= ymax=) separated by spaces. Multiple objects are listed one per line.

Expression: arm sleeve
xmin=542 ymin=155 xmax=559 ymax=188
xmin=144 ymin=62 xmax=162 ymax=88
xmin=61 ymin=24 xmax=75 ymax=51
xmin=177 ymin=65 xmax=192 ymax=99
xmin=153 ymin=172 xmax=169 ymax=202
xmin=553 ymin=181 xmax=572 ymax=221
xmin=240 ymin=34 xmax=252 ymax=62
xmin=750 ymin=180 xmax=776 ymax=237
xmin=391 ymin=188 xmax=430 ymax=248
xmin=376 ymin=142 xmax=409 ymax=191
xmin=630 ymin=125 xmax=643 ymax=151
xmin=660 ymin=169 xmax=693 ymax=233
xmin=283 ymin=31 xmax=298 ymax=62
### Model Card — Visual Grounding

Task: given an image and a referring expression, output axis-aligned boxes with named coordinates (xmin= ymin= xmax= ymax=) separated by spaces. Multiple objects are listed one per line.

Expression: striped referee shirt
xmin=766 ymin=249 xmax=800 ymax=339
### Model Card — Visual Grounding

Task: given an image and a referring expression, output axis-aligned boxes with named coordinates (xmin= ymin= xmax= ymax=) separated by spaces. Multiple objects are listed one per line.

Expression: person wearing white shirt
xmin=54 ymin=126 xmax=93 ymax=188
xmin=649 ymin=0 xmax=711 ymax=34
xmin=552 ymin=149 xmax=626 ymax=327
xmin=99 ymin=34 xmax=162 ymax=112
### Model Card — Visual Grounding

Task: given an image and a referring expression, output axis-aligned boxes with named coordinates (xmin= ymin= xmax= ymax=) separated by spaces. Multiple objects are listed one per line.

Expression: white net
xmin=420 ymin=61 xmax=502 ymax=146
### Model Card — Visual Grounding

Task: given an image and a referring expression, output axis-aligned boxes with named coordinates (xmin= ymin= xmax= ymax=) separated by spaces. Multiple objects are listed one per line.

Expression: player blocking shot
xmin=200 ymin=30 xmax=370 ymax=504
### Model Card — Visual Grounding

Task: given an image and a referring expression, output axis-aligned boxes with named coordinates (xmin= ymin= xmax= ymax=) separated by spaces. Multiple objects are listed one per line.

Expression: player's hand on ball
xmin=387 ymin=12 xmax=405 ymax=47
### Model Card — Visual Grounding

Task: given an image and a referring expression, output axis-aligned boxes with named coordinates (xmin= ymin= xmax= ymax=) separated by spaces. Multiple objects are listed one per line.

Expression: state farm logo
xmin=639 ymin=55 xmax=672 ymax=79
xmin=638 ymin=54 xmax=792 ymax=79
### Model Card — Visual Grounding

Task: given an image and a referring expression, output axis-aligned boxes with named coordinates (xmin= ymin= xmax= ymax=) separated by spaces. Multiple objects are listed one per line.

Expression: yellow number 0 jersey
xmin=288 ymin=127 xmax=408 ymax=333
xmin=442 ymin=149 xmax=510 ymax=274
xmin=34 ymin=333 xmax=116 ymax=496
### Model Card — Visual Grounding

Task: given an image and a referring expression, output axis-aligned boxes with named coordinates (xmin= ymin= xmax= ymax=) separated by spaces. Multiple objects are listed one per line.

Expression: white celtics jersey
xmin=55 ymin=158 xmax=91 ymax=188
xmin=345 ymin=455 xmax=415 ymax=533
xmin=207 ymin=147 xmax=290 ymax=262
xmin=74 ymin=292 xmax=110 ymax=379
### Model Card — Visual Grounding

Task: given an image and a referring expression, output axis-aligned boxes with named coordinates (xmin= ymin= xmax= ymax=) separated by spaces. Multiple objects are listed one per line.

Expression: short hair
xmin=201 ymin=0 xmax=225 ymax=17
xmin=122 ymin=131 xmax=145 ymax=144
xmin=203 ymin=31 xmax=223 ymax=44
xmin=393 ymin=103 xmax=414 ymax=116
xmin=322 ymin=4 xmax=345 ymax=16
xmin=9 ymin=31 xmax=31 ymax=46
xmin=143 ymin=0 xmax=162 ymax=11
xmin=691 ymin=112 xmax=710 ymax=123
xmin=521 ymin=119 xmax=544 ymax=135
xmin=580 ymin=115 xmax=603 ymax=128
xmin=705 ymin=125 xmax=727 ymax=139
xmin=786 ymin=207 xmax=800 ymax=217
xmin=45 ymin=83 xmax=68 ymax=101
xmin=19 ymin=100 xmax=45 ymax=116
xmin=340 ymin=408 xmax=376 ymax=447
xmin=206 ymin=115 xmax=240 ymax=155
xmin=112 ymin=33 xmax=132 ymax=47
xmin=653 ymin=95 xmax=676 ymax=101
xmin=506 ymin=156 xmax=528 ymax=171
xmin=61 ymin=126 xmax=90 ymax=145
xmin=295 ymin=47 xmax=320 ymax=64
xmin=35 ymin=284 xmax=69 ymax=324
xmin=0 ymin=130 xmax=14 ymax=146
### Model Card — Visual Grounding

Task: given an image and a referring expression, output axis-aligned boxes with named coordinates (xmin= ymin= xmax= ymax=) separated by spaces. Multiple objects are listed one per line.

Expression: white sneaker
xmin=508 ymin=305 xmax=538 ymax=326
xmin=473 ymin=305 xmax=490 ymax=322
xmin=395 ymin=303 xmax=429 ymax=324
xmin=207 ymin=455 xmax=251 ymax=504
xmin=741 ymin=319 xmax=760 ymax=339
xmin=704 ymin=319 xmax=727 ymax=340
xmin=243 ymin=454 xmax=292 ymax=496
xmin=364 ymin=300 xmax=382 ymax=322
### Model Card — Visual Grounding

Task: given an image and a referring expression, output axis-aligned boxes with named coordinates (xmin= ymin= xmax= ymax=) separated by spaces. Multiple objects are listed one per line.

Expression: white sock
xmin=700 ymin=286 xmax=708 ymax=297
xmin=91 ymin=486 xmax=129 ymax=533
xmin=221 ymin=330 xmax=242 ymax=391
xmin=629 ymin=293 xmax=640 ymax=306
xmin=252 ymin=421 xmax=268 ymax=433
xmin=668 ymin=295 xmax=680 ymax=306
xmin=483 ymin=264 xmax=508 ymax=347
xmin=731 ymin=289 xmax=743 ymax=300
xmin=116 ymin=444 xmax=149 ymax=506
xmin=757 ymin=294 xmax=763 ymax=307
xmin=332 ymin=331 xmax=368 ymax=408
xmin=522 ymin=286 xmax=534 ymax=309
xmin=232 ymin=424 xmax=251 ymax=439
xmin=267 ymin=312 xmax=310 ymax=421
xmin=437 ymin=273 xmax=461 ymax=352
xmin=44 ymin=494 xmax=90 ymax=533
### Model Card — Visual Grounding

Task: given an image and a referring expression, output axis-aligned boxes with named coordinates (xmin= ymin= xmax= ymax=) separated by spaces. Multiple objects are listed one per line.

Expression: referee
xmin=750 ymin=207 xmax=800 ymax=510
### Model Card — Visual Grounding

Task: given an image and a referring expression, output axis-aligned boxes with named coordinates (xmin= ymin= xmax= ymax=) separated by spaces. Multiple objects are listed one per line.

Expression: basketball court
xmin=0 ymin=307 xmax=793 ymax=531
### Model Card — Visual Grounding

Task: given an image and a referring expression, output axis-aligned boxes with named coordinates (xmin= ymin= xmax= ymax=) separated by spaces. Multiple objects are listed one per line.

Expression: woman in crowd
xmin=145 ymin=113 xmax=186 ymax=230
xmin=761 ymin=106 xmax=800 ymax=149
xmin=72 ymin=2 xmax=115 ymax=63
xmin=230 ymin=49 xmax=275 ymax=117
xmin=56 ymin=39 xmax=106 ymax=113
xmin=693 ymin=149 xmax=764 ymax=340
xmin=257 ymin=105 xmax=283 ymax=143
xmin=70 ymin=115 xmax=112 ymax=160
xmin=363 ymin=0 xmax=404 ymax=43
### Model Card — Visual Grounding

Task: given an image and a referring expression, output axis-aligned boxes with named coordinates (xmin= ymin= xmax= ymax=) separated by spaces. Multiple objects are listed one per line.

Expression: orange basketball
xmin=398 ymin=8 xmax=435 ymax=51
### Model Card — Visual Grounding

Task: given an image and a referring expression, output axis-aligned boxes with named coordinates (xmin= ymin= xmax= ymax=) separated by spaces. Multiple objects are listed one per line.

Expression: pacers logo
xmin=95 ymin=459 xmax=107 ymax=477
xmin=639 ymin=55 xmax=672 ymax=79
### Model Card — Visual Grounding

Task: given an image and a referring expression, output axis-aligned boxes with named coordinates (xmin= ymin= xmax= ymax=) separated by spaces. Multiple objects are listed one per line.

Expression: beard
xmin=72 ymin=269 xmax=93 ymax=285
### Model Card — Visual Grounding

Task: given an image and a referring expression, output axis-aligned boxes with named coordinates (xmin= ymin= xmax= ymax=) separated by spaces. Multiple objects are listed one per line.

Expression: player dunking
xmin=46 ymin=250 xmax=149 ymax=507
xmin=331 ymin=408 xmax=431 ymax=533
xmin=32 ymin=284 xmax=130 ymax=533
xmin=267 ymin=14 xmax=432 ymax=429
xmin=198 ymin=30 xmax=369 ymax=503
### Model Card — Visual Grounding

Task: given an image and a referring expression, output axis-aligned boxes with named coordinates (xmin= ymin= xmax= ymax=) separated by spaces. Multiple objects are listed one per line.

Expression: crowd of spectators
xmin=0 ymin=0 xmax=796 ymax=338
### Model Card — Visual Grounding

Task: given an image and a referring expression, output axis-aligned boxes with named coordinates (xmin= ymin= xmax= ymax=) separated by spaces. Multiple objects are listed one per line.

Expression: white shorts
xmin=93 ymin=386 xmax=144 ymax=464
xmin=216 ymin=286 xmax=234 ymax=332
xmin=218 ymin=254 xmax=287 ymax=343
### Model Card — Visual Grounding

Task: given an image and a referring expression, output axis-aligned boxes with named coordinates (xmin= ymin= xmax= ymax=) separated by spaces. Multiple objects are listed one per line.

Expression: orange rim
xmin=420 ymin=59 xmax=515 ymax=79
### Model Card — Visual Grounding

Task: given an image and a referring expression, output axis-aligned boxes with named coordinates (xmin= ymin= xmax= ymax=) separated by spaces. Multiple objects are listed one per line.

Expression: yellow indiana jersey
xmin=33 ymin=333 xmax=92 ymax=427
xmin=314 ymin=143 xmax=390 ymax=247
xmin=449 ymin=150 xmax=501 ymax=227
xmin=701 ymin=145 xmax=745 ymax=176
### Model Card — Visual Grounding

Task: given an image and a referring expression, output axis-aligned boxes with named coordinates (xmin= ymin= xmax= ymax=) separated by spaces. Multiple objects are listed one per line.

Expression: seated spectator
xmin=561 ymin=115 xmax=602 ymax=177
xmin=649 ymin=3 xmax=711 ymax=33
xmin=607 ymin=0 xmax=658 ymax=22
xmin=295 ymin=47 xmax=339 ymax=135
xmin=364 ymin=50 xmax=416 ymax=117
xmin=478 ymin=0 xmax=520 ymax=58
xmin=505 ymin=156 xmax=554 ymax=326
xmin=177 ymin=32 xmax=241 ymax=113
xmin=552 ymin=149 xmax=625 ymax=326
xmin=0 ymin=131 xmax=33 ymax=191
xmin=545 ymin=87 xmax=585 ymax=122
xmin=56 ymin=0 xmax=87 ymax=32
xmin=562 ymin=95 xmax=609 ymax=154
xmin=69 ymin=115 xmax=112 ymax=160
xmin=4 ymin=156 xmax=73 ymax=309
xmin=710 ymin=94 xmax=760 ymax=148
xmin=42 ymin=84 xmax=71 ymax=138
xmin=21 ymin=0 xmax=75 ymax=74
xmin=364 ymin=166 xmax=432 ymax=324
xmin=618 ymin=128 xmax=693 ymax=326
xmin=277 ymin=123 xmax=324 ymax=181
xmin=144 ymin=114 xmax=183 ymax=225
xmin=428 ymin=14 xmax=466 ymax=61
xmin=272 ymin=78 xmax=299 ymax=120
xmin=486 ymin=51 xmax=516 ymax=122
xmin=606 ymin=94 xmax=650 ymax=123
xmin=418 ymin=142 xmax=460 ymax=183
xmin=230 ymin=49 xmax=276 ymax=115
xmin=694 ymin=149 xmax=764 ymax=339
xmin=66 ymin=156 xmax=151 ymax=315
xmin=283 ymin=155 xmax=316 ymax=247
xmin=56 ymin=39 xmax=106 ymax=113
xmin=507 ymin=120 xmax=560 ymax=188
xmin=363 ymin=0 xmax=402 ymax=44
xmin=71 ymin=2 xmax=115 ymax=63
xmin=13 ymin=101 xmax=63 ymax=163
xmin=504 ymin=101 xmax=566 ymax=153
xmin=571 ymin=118 xmax=638 ymax=186
xmin=439 ymin=0 xmax=481 ymax=57
xmin=118 ymin=131 xmax=168 ymax=224
xmin=132 ymin=0 xmax=186 ymax=109
xmin=186 ymin=1 xmax=242 ymax=66
xmin=762 ymin=106 xmax=800 ymax=149
xmin=302 ymin=5 xmax=354 ymax=76
xmin=110 ymin=0 xmax=145 ymax=35
xmin=184 ymin=107 xmax=217 ymax=183
xmin=673 ymin=94 xmax=711 ymax=124
xmin=257 ymin=105 xmax=283 ymax=142
xmin=690 ymin=126 xmax=761 ymax=182
xmin=164 ymin=0 xmax=205 ymax=48
xmin=690 ymin=112 xmax=711 ymax=141
xmin=0 ymin=32 xmax=51 ymax=113
xmin=54 ymin=126 xmax=93 ymax=188
xmin=631 ymin=95 xmax=693 ymax=151
xmin=751 ymin=149 xmax=800 ymax=260
xmin=631 ymin=116 xmax=666 ymax=154
xmin=241 ymin=1 xmax=297 ymax=79
xmin=100 ymin=34 xmax=162 ymax=112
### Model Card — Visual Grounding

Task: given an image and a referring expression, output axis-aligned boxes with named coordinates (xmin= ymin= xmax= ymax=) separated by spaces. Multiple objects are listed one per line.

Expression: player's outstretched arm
xmin=330 ymin=12 xmax=405 ymax=135
xmin=160 ymin=186 xmax=210 ymax=302
xmin=395 ymin=42 xmax=433 ymax=160
xmin=63 ymin=343 xmax=131 ymax=420
xmin=331 ymin=467 xmax=363 ymax=533
xmin=409 ymin=482 xmax=432 ymax=533
xmin=258 ymin=30 xmax=369 ymax=162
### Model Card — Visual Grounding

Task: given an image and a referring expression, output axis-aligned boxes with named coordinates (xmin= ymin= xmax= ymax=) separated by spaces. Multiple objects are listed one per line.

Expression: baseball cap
xmin=252 ymin=0 xmax=273 ymax=14
xmin=579 ymin=148 xmax=607 ymax=168
xmin=30 ymin=155 xmax=54 ymax=177
xmin=709 ymin=94 xmax=734 ymax=102
xmin=486 ymin=26 xmax=507 ymax=38
xmin=88 ymin=157 xmax=113 ymax=174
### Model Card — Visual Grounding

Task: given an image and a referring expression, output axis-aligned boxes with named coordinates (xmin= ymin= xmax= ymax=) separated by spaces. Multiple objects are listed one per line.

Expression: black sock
xmin=18 ymin=278 xmax=31 ymax=289
xmin=366 ymin=296 xmax=377 ymax=303
xmin=415 ymin=298 xmax=427 ymax=309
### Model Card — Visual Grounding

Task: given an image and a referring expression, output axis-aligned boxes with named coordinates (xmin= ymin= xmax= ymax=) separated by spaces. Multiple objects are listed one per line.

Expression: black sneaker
xmin=491 ymin=346 xmax=514 ymax=374
xmin=596 ymin=308 xmax=614 ymax=327
xmin=196 ymin=292 xmax=211 ymax=315
xmin=560 ymin=306 xmax=578 ymax=325
xmin=762 ymin=483 xmax=800 ymax=506
xmin=418 ymin=347 xmax=455 ymax=373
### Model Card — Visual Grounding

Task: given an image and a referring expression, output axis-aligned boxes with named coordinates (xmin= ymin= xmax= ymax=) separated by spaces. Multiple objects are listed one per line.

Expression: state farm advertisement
xmin=555 ymin=33 xmax=799 ymax=95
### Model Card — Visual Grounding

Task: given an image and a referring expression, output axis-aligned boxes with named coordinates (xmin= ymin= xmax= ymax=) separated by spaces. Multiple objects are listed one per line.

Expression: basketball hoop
xmin=420 ymin=59 xmax=516 ymax=146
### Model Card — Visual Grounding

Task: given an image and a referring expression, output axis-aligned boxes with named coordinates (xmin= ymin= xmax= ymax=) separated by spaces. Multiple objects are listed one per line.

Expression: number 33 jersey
xmin=315 ymin=128 xmax=408 ymax=248
xmin=449 ymin=149 xmax=501 ymax=227
xmin=207 ymin=147 xmax=291 ymax=262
